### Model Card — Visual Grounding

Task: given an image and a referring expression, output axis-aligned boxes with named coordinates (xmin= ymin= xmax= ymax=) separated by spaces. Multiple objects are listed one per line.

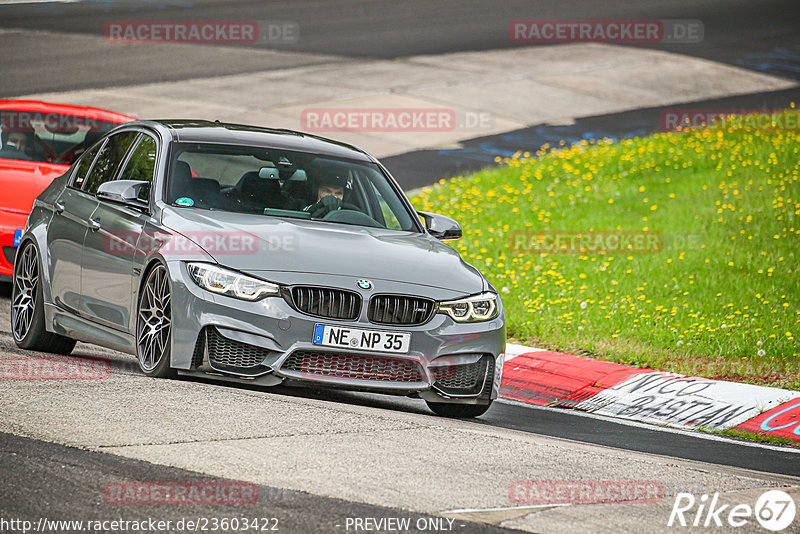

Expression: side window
xmin=71 ymin=142 xmax=103 ymax=189
xmin=82 ymin=131 xmax=137 ymax=195
xmin=118 ymin=134 xmax=157 ymax=201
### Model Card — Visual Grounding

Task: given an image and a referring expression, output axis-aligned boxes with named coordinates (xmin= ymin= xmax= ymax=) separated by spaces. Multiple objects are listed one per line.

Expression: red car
xmin=0 ymin=100 xmax=135 ymax=281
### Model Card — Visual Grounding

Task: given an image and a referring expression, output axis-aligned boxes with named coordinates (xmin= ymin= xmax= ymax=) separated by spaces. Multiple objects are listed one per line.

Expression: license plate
xmin=313 ymin=324 xmax=410 ymax=353
xmin=13 ymin=229 xmax=22 ymax=247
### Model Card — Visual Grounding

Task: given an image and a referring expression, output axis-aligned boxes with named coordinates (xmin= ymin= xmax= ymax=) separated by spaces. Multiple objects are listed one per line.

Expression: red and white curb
xmin=499 ymin=347 xmax=800 ymax=444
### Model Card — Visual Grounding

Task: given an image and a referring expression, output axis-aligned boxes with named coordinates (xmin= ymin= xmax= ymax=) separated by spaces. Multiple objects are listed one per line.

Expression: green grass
xmin=411 ymin=110 xmax=800 ymax=390
xmin=706 ymin=428 xmax=799 ymax=448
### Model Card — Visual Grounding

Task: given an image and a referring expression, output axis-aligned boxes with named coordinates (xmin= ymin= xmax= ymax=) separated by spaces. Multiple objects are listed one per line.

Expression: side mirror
xmin=417 ymin=211 xmax=462 ymax=240
xmin=96 ymin=180 xmax=150 ymax=211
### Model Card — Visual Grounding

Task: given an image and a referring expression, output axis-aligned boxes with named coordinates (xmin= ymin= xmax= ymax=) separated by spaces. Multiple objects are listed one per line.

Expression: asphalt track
xmin=0 ymin=281 xmax=797 ymax=482
xmin=1 ymin=273 xmax=799 ymax=531
xmin=294 ymin=389 xmax=800 ymax=478
xmin=3 ymin=0 xmax=798 ymax=188
xmin=0 ymin=432 xmax=518 ymax=534
xmin=2 ymin=1 xmax=800 ymax=531
xmin=1 ymin=0 xmax=799 ymax=96
xmin=384 ymin=85 xmax=800 ymax=189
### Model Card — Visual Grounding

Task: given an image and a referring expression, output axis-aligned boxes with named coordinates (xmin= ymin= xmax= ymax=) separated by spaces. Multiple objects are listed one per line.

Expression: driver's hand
xmin=306 ymin=195 xmax=342 ymax=218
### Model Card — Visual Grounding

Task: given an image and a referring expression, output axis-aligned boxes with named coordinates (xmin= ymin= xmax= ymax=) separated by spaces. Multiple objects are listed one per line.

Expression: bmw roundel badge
xmin=356 ymin=279 xmax=373 ymax=290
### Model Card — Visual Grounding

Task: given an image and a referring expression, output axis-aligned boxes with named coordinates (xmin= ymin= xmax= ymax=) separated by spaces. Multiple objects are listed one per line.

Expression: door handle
xmin=88 ymin=217 xmax=101 ymax=231
xmin=54 ymin=201 xmax=65 ymax=214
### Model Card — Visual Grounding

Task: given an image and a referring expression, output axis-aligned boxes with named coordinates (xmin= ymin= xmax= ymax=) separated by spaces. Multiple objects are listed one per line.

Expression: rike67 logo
xmin=668 ymin=489 xmax=796 ymax=531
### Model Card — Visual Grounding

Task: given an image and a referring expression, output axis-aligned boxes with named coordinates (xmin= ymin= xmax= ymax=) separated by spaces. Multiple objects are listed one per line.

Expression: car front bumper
xmin=0 ymin=211 xmax=28 ymax=280
xmin=166 ymin=261 xmax=506 ymax=403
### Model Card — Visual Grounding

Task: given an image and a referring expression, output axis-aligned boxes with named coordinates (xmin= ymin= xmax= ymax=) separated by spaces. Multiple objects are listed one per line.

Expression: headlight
xmin=438 ymin=292 xmax=499 ymax=322
xmin=187 ymin=263 xmax=279 ymax=301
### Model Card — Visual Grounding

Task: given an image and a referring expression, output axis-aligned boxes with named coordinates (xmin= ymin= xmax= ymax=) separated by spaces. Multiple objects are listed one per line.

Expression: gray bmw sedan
xmin=11 ymin=120 xmax=505 ymax=417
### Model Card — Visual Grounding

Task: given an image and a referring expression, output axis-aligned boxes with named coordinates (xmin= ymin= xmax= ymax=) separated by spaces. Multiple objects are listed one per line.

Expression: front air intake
xmin=282 ymin=350 xmax=425 ymax=382
xmin=206 ymin=327 xmax=271 ymax=369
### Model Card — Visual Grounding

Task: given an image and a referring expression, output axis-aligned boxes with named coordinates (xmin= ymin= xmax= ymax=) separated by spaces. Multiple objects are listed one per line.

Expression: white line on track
xmin=440 ymin=503 xmax=570 ymax=514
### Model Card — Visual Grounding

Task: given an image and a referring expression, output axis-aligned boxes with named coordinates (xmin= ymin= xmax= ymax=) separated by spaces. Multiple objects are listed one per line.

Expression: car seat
xmin=169 ymin=161 xmax=222 ymax=208
xmin=233 ymin=171 xmax=283 ymax=212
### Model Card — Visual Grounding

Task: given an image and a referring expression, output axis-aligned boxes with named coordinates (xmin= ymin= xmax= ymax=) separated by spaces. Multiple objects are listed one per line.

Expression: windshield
xmin=0 ymin=109 xmax=122 ymax=165
xmin=166 ymin=142 xmax=419 ymax=232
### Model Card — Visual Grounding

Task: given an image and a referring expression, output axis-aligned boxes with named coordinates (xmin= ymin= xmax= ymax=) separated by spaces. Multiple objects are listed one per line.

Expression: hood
xmin=161 ymin=206 xmax=485 ymax=294
xmin=0 ymin=159 xmax=68 ymax=213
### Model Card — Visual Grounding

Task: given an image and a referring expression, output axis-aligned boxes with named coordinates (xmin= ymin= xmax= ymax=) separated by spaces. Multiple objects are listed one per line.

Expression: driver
xmin=304 ymin=171 xmax=348 ymax=218
xmin=0 ymin=130 xmax=34 ymax=160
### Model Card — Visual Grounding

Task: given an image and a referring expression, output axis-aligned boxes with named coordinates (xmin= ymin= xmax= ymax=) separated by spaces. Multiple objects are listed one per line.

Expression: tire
xmin=11 ymin=242 xmax=76 ymax=354
xmin=426 ymin=400 xmax=493 ymax=418
xmin=136 ymin=263 xmax=175 ymax=378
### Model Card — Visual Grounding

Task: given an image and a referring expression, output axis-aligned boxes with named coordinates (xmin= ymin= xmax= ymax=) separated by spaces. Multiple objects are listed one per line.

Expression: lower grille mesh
xmin=432 ymin=354 xmax=492 ymax=395
xmin=432 ymin=361 xmax=483 ymax=390
xmin=282 ymin=350 xmax=424 ymax=382
xmin=207 ymin=328 xmax=270 ymax=369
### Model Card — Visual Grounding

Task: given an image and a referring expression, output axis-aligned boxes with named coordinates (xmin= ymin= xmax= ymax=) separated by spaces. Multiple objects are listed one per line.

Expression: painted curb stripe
xmin=734 ymin=399 xmax=800 ymax=440
xmin=504 ymin=343 xmax=546 ymax=361
xmin=573 ymin=371 xmax=800 ymax=432
xmin=499 ymin=350 xmax=800 ymax=444
xmin=499 ymin=351 xmax=648 ymax=406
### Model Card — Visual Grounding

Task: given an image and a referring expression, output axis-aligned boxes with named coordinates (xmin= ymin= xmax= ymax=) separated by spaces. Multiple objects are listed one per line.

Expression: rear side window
xmin=82 ymin=131 xmax=137 ymax=194
xmin=118 ymin=134 xmax=158 ymax=200
xmin=72 ymin=142 xmax=102 ymax=189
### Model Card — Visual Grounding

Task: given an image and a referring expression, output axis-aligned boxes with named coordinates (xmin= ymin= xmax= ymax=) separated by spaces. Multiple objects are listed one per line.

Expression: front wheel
xmin=426 ymin=400 xmax=493 ymax=418
xmin=11 ymin=242 xmax=76 ymax=354
xmin=136 ymin=264 xmax=175 ymax=378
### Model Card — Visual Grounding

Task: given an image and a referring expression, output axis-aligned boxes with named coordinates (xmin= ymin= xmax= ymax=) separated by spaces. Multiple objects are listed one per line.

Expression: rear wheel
xmin=136 ymin=264 xmax=175 ymax=378
xmin=426 ymin=400 xmax=493 ymax=418
xmin=11 ymin=242 xmax=76 ymax=354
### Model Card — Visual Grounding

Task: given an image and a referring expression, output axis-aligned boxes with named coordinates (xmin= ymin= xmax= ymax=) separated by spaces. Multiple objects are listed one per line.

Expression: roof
xmin=0 ymin=99 xmax=136 ymax=124
xmin=141 ymin=119 xmax=373 ymax=162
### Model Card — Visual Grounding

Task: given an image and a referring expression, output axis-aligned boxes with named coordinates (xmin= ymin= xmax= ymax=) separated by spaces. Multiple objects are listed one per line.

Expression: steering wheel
xmin=55 ymin=145 xmax=81 ymax=165
xmin=34 ymin=136 xmax=60 ymax=163
xmin=322 ymin=208 xmax=382 ymax=228
xmin=339 ymin=201 xmax=362 ymax=212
